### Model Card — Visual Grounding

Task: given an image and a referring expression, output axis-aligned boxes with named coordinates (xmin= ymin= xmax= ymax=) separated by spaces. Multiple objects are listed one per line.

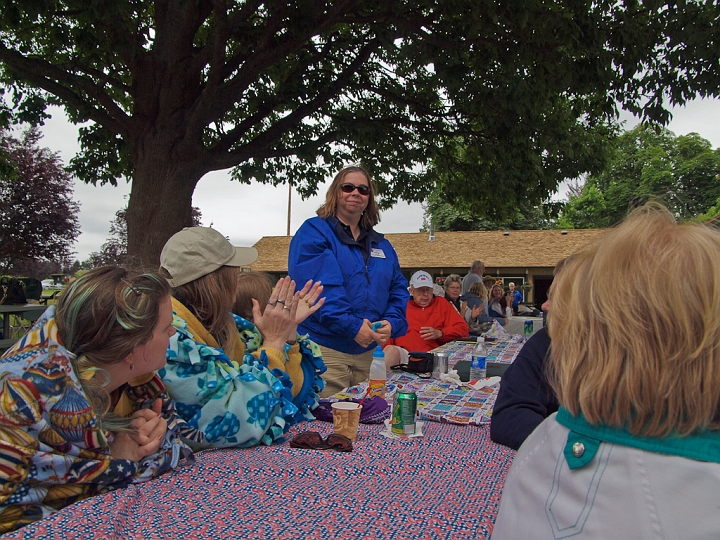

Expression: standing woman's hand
xmin=253 ymin=276 xmax=298 ymax=350
xmin=354 ymin=319 xmax=376 ymax=348
xmin=373 ymin=320 xmax=392 ymax=346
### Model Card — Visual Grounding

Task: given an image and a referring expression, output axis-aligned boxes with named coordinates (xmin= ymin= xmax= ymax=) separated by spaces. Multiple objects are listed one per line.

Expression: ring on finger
xmin=268 ymin=301 xmax=277 ymax=306
xmin=276 ymin=299 xmax=285 ymax=305
xmin=305 ymin=299 xmax=312 ymax=307
xmin=283 ymin=305 xmax=292 ymax=310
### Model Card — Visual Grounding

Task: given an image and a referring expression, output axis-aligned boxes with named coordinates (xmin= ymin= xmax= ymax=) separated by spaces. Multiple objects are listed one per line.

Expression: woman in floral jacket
xmin=0 ymin=267 xmax=192 ymax=534
xmin=158 ymin=227 xmax=326 ymax=449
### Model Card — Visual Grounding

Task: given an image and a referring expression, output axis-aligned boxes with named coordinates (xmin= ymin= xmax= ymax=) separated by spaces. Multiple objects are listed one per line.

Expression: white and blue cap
xmin=410 ymin=270 xmax=433 ymax=288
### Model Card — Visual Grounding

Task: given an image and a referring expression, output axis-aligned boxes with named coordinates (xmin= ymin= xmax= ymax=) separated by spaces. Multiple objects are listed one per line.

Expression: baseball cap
xmin=410 ymin=270 xmax=433 ymax=288
xmin=160 ymin=227 xmax=258 ymax=287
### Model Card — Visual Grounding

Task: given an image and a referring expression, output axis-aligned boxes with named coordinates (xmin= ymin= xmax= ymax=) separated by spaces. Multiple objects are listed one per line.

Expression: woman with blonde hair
xmin=463 ymin=281 xmax=493 ymax=333
xmin=487 ymin=283 xmax=510 ymax=325
xmin=492 ymin=203 xmax=720 ymax=539
xmin=0 ymin=267 xmax=191 ymax=533
xmin=288 ymin=166 xmax=409 ymax=396
xmin=159 ymin=227 xmax=325 ymax=449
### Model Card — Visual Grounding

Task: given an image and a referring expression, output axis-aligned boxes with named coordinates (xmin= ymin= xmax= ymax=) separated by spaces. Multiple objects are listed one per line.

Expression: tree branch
xmin=214 ymin=37 xmax=380 ymax=156
xmin=0 ymin=43 xmax=131 ymax=136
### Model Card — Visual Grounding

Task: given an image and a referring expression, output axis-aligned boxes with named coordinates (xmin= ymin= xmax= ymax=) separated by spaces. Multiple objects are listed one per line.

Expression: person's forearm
xmin=490 ymin=407 xmax=546 ymax=450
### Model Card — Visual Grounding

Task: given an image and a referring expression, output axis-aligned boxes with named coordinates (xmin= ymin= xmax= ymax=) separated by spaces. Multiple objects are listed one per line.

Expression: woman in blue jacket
xmin=288 ymin=166 xmax=409 ymax=397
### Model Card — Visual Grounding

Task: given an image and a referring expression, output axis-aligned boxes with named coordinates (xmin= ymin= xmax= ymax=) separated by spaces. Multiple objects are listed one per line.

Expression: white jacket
xmin=492 ymin=409 xmax=720 ymax=539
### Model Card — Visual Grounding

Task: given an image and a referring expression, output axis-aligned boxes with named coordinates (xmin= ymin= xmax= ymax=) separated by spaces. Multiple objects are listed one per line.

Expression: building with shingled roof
xmin=246 ymin=228 xmax=605 ymax=308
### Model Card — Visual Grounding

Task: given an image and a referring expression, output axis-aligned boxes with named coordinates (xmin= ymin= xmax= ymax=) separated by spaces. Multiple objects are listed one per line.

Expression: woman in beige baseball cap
xmin=158 ymin=227 xmax=326 ymax=449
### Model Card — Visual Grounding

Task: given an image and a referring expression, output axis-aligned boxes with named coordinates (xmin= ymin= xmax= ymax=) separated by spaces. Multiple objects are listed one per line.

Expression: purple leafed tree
xmin=0 ymin=127 xmax=80 ymax=274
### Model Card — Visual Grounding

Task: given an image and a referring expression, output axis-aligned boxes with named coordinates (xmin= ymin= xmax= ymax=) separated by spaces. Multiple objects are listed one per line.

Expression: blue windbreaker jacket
xmin=288 ymin=216 xmax=409 ymax=354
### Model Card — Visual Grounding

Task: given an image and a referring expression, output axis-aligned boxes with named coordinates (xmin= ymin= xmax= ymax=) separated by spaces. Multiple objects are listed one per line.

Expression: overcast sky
xmin=37 ymin=99 xmax=720 ymax=262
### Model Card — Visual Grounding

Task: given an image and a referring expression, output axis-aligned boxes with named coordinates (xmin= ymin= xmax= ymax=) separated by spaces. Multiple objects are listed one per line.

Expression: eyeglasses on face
xmin=340 ymin=182 xmax=370 ymax=196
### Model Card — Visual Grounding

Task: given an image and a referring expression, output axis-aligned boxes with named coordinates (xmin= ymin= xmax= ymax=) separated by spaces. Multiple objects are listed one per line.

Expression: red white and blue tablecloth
xmin=4 ymin=338 xmax=524 ymax=539
xmin=3 ymin=421 xmax=515 ymax=540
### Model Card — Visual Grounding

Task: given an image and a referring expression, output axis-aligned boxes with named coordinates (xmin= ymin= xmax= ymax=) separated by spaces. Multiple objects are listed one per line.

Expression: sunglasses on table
xmin=289 ymin=431 xmax=353 ymax=452
xmin=340 ymin=183 xmax=370 ymax=196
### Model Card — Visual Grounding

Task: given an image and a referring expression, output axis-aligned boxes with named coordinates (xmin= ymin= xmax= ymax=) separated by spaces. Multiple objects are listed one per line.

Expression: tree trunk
xmin=125 ymin=144 xmax=204 ymax=270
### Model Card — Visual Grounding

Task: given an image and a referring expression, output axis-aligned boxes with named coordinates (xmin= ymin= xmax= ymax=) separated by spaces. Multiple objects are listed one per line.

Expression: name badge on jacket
xmin=370 ymin=248 xmax=386 ymax=259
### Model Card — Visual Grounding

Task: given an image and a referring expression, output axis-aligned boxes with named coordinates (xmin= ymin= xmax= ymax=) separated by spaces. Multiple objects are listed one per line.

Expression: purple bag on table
xmin=312 ymin=396 xmax=390 ymax=424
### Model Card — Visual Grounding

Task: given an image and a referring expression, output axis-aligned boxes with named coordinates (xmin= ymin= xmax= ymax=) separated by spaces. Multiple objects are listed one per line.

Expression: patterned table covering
xmin=333 ymin=337 xmax=526 ymax=426
xmin=4 ymin=421 xmax=516 ymax=540
xmin=434 ymin=336 xmax=526 ymax=368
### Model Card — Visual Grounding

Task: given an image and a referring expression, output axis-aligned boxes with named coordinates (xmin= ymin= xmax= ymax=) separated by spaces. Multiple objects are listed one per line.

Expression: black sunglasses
xmin=340 ymin=182 xmax=370 ymax=196
xmin=289 ymin=431 xmax=353 ymax=452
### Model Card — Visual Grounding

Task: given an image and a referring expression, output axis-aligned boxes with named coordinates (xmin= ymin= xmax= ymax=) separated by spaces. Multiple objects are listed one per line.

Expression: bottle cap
xmin=374 ymin=345 xmax=384 ymax=355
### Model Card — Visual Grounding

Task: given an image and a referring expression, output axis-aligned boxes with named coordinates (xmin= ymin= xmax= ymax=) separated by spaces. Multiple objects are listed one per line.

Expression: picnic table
xmin=3 ymin=337 xmax=524 ymax=539
xmin=0 ymin=304 xmax=47 ymax=351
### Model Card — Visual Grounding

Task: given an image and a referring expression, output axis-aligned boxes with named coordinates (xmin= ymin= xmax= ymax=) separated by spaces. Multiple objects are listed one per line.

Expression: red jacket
xmin=387 ymin=296 xmax=469 ymax=352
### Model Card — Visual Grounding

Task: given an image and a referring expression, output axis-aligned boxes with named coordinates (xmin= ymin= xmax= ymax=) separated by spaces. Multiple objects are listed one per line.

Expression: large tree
xmin=0 ymin=127 xmax=80 ymax=273
xmin=559 ymin=125 xmax=720 ymax=228
xmin=1 ymin=1 xmax=719 ymax=265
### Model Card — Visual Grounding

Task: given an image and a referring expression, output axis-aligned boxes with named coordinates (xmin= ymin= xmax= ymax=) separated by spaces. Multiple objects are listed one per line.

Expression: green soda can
xmin=392 ymin=389 xmax=417 ymax=435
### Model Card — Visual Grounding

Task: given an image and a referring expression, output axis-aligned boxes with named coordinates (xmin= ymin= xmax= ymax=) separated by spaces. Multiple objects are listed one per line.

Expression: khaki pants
xmin=318 ymin=345 xmax=375 ymax=398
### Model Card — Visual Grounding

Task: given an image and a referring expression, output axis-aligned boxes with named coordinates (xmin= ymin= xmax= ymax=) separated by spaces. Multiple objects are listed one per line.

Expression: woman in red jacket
xmin=384 ymin=270 xmax=469 ymax=367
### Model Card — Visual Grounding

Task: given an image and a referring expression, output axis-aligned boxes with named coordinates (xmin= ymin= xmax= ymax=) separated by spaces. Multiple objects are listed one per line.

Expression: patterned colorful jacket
xmin=160 ymin=299 xmax=325 ymax=449
xmin=0 ymin=307 xmax=191 ymax=534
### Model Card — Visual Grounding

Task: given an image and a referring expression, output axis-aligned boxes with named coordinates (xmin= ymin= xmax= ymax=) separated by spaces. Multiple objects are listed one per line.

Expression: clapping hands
xmin=253 ymin=277 xmax=326 ymax=350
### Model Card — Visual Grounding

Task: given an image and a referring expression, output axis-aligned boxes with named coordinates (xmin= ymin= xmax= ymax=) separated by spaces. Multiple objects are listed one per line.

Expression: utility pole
xmin=286 ymin=181 xmax=292 ymax=236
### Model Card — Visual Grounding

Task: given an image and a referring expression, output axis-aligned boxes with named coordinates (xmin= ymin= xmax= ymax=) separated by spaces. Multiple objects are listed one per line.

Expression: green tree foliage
xmin=1 ymin=1 xmax=719 ymax=264
xmin=0 ymin=127 xmax=80 ymax=274
xmin=558 ymin=125 xmax=720 ymax=228
xmin=423 ymin=191 xmax=561 ymax=231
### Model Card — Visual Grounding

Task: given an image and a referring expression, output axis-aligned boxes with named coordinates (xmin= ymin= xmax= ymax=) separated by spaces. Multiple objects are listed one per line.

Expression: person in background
xmin=462 ymin=281 xmax=494 ymax=335
xmin=443 ymin=274 xmax=469 ymax=320
xmin=508 ymin=282 xmax=523 ymax=314
xmin=384 ymin=271 xmax=469 ymax=368
xmin=461 ymin=260 xmax=485 ymax=295
xmin=487 ymin=283 xmax=511 ymax=325
xmin=482 ymin=275 xmax=496 ymax=291
xmin=492 ymin=204 xmax=720 ymax=539
xmin=231 ymin=270 xmax=327 ymax=414
xmin=0 ymin=267 xmax=191 ymax=534
xmin=159 ymin=227 xmax=325 ymax=449
xmin=288 ymin=166 xmax=409 ymax=397
xmin=490 ymin=289 xmax=559 ymax=449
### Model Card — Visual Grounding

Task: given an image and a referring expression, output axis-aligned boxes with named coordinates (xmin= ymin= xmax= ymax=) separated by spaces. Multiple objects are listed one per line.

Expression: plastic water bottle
xmin=470 ymin=337 xmax=487 ymax=382
xmin=368 ymin=346 xmax=387 ymax=398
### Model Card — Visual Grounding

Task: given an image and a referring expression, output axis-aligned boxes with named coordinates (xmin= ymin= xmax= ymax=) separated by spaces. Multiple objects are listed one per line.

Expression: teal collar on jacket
xmin=556 ymin=407 xmax=720 ymax=469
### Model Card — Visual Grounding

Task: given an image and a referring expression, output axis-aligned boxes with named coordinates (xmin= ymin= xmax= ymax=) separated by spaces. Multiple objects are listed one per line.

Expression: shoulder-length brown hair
xmin=233 ymin=271 xmax=273 ymax=322
xmin=171 ymin=265 xmax=240 ymax=353
xmin=316 ymin=166 xmax=381 ymax=229
xmin=547 ymin=203 xmax=720 ymax=437
xmin=56 ymin=266 xmax=171 ymax=431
